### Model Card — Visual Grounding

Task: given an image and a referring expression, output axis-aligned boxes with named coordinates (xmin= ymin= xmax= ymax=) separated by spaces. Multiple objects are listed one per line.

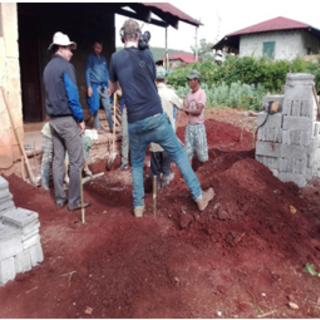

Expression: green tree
xmin=190 ymin=38 xmax=215 ymax=62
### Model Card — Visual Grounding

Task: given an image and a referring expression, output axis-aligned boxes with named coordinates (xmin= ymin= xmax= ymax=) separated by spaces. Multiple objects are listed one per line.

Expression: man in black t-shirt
xmin=108 ymin=19 xmax=214 ymax=217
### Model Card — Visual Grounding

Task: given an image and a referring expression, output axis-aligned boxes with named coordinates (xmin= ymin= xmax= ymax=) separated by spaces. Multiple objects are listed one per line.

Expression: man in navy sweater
xmin=43 ymin=31 xmax=91 ymax=211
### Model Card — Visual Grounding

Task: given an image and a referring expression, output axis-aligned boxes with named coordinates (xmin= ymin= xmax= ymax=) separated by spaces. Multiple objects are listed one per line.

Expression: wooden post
xmin=252 ymin=124 xmax=256 ymax=149
xmin=240 ymin=117 xmax=244 ymax=142
xmin=21 ymin=156 xmax=26 ymax=181
xmin=153 ymin=175 xmax=157 ymax=218
xmin=1 ymin=87 xmax=37 ymax=185
xmin=79 ymin=169 xmax=85 ymax=224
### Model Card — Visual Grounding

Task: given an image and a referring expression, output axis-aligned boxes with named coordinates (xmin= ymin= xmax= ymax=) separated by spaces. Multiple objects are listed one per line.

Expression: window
xmin=263 ymin=42 xmax=275 ymax=59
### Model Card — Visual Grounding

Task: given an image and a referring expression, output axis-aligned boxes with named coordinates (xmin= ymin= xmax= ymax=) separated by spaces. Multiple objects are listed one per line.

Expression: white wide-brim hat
xmin=48 ymin=31 xmax=77 ymax=50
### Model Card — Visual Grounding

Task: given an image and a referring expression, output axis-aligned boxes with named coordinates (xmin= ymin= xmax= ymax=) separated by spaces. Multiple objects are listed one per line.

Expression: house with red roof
xmin=156 ymin=53 xmax=196 ymax=69
xmin=213 ymin=16 xmax=320 ymax=61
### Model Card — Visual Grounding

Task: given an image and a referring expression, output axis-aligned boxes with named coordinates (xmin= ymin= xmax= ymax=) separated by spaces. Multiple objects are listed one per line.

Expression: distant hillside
xmin=116 ymin=46 xmax=193 ymax=62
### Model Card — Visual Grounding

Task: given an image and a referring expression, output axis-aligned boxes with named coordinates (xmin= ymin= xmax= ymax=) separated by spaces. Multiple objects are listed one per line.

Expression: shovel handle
xmin=112 ymin=93 xmax=117 ymax=152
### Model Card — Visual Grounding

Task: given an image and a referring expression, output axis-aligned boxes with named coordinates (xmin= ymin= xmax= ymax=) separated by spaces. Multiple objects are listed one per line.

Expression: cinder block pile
xmin=0 ymin=176 xmax=43 ymax=286
xmin=255 ymin=73 xmax=320 ymax=188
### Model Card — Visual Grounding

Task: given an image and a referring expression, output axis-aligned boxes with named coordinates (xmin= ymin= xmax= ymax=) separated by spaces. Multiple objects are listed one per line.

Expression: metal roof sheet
xmin=227 ymin=16 xmax=310 ymax=36
xmin=140 ymin=2 xmax=202 ymax=27
xmin=163 ymin=52 xmax=196 ymax=63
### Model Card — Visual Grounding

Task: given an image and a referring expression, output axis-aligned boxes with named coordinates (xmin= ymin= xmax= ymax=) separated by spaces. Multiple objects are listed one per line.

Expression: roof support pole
xmin=165 ymin=26 xmax=169 ymax=71
xmin=195 ymin=26 xmax=198 ymax=62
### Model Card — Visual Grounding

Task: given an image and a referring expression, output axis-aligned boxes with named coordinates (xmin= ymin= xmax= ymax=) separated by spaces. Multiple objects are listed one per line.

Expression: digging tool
xmin=81 ymin=172 xmax=104 ymax=184
xmin=153 ymin=175 xmax=157 ymax=217
xmin=1 ymin=86 xmax=38 ymax=186
xmin=79 ymin=169 xmax=85 ymax=224
xmin=240 ymin=115 xmax=244 ymax=142
xmin=178 ymin=137 xmax=184 ymax=147
xmin=107 ymin=93 xmax=118 ymax=170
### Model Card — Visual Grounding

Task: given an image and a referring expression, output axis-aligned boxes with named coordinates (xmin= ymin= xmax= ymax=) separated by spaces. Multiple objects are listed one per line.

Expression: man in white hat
xmin=43 ymin=31 xmax=91 ymax=211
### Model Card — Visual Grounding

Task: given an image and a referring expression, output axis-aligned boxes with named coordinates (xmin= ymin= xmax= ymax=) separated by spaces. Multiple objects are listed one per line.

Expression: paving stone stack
xmin=255 ymin=73 xmax=320 ymax=188
xmin=0 ymin=176 xmax=43 ymax=286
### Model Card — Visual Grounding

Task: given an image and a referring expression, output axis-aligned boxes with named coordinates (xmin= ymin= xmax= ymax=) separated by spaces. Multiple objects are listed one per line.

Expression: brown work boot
xmin=195 ymin=188 xmax=215 ymax=212
xmin=134 ymin=205 xmax=145 ymax=218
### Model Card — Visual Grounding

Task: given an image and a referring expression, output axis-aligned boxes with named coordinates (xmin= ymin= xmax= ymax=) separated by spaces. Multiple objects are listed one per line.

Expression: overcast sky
xmin=115 ymin=0 xmax=320 ymax=52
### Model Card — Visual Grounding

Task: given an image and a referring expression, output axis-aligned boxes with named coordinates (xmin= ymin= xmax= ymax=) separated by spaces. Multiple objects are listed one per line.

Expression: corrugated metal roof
xmin=140 ymin=2 xmax=202 ymax=27
xmin=168 ymin=53 xmax=195 ymax=63
xmin=228 ymin=16 xmax=310 ymax=37
xmin=157 ymin=53 xmax=195 ymax=64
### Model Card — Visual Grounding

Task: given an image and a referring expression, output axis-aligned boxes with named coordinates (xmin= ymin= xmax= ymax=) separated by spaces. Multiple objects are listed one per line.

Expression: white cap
xmin=48 ymin=32 xmax=77 ymax=50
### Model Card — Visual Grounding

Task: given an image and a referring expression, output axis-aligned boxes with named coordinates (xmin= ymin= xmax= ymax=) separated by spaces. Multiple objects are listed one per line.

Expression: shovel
xmin=107 ymin=93 xmax=117 ymax=170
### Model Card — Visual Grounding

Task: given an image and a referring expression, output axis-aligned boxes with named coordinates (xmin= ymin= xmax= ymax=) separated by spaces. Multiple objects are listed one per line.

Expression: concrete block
xmin=307 ymin=137 xmax=319 ymax=168
xmin=21 ymin=221 xmax=40 ymax=237
xmin=22 ymin=227 xmax=39 ymax=242
xmin=286 ymin=73 xmax=315 ymax=86
xmin=278 ymin=172 xmax=307 ymax=188
xmin=29 ymin=241 xmax=44 ymax=267
xmin=2 ymin=208 xmax=39 ymax=228
xmin=257 ymin=127 xmax=282 ymax=143
xmin=271 ymin=169 xmax=279 ymax=178
xmin=282 ymin=130 xmax=290 ymax=145
xmin=283 ymin=99 xmax=292 ymax=115
xmin=281 ymin=144 xmax=307 ymax=160
xmin=0 ymin=176 xmax=9 ymax=191
xmin=0 ymin=194 xmax=15 ymax=214
xmin=300 ymin=131 xmax=311 ymax=147
xmin=284 ymin=86 xmax=313 ymax=101
xmin=283 ymin=130 xmax=311 ymax=147
xmin=257 ymin=127 xmax=265 ymax=141
xmin=265 ymin=156 xmax=279 ymax=170
xmin=314 ymin=148 xmax=320 ymax=169
xmin=282 ymin=116 xmax=311 ymax=131
xmin=0 ymin=223 xmax=22 ymax=261
xmin=255 ymin=141 xmax=281 ymax=157
xmin=0 ymin=188 xmax=11 ymax=199
xmin=313 ymin=122 xmax=320 ymax=137
xmin=306 ymin=168 xmax=313 ymax=181
xmin=255 ymin=155 xmax=263 ymax=164
xmin=291 ymin=100 xmax=302 ymax=116
xmin=279 ymin=157 xmax=306 ymax=173
xmin=293 ymin=158 xmax=307 ymax=175
xmin=15 ymin=249 xmax=32 ymax=274
xmin=0 ymin=257 xmax=16 ymax=286
xmin=257 ymin=112 xmax=283 ymax=128
xmin=301 ymin=100 xmax=313 ymax=117
xmin=23 ymin=234 xmax=40 ymax=250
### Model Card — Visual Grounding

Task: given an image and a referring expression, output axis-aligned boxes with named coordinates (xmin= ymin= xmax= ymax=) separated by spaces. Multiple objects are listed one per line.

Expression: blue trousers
xmin=128 ymin=112 xmax=202 ymax=208
xmin=93 ymin=86 xmax=113 ymax=130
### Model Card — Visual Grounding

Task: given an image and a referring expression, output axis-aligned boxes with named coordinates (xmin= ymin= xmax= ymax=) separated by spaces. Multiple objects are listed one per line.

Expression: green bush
xmin=167 ymin=54 xmax=320 ymax=109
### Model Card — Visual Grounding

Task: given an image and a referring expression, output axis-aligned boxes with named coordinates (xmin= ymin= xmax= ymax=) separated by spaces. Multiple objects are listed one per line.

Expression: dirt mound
xmin=1 ymin=112 xmax=320 ymax=318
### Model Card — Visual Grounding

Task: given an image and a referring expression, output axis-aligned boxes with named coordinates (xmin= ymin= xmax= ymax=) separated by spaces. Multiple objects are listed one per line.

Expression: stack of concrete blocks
xmin=0 ymin=176 xmax=44 ymax=286
xmin=255 ymin=73 xmax=320 ymax=188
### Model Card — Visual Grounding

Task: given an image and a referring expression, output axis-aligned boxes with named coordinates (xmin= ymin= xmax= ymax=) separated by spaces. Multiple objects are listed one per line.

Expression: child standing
xmin=182 ymin=70 xmax=208 ymax=166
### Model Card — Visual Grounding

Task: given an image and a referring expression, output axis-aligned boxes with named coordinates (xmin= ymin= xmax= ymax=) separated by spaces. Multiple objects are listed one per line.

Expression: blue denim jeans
xmin=93 ymin=85 xmax=113 ymax=130
xmin=128 ymin=112 xmax=202 ymax=208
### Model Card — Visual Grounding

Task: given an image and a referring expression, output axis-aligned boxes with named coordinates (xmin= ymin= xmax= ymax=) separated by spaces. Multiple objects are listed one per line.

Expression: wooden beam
xmin=115 ymin=8 xmax=168 ymax=28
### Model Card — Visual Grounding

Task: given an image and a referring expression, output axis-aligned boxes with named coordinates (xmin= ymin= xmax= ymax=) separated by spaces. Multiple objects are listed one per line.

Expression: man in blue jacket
xmin=85 ymin=40 xmax=113 ymax=134
xmin=108 ymin=19 xmax=215 ymax=217
xmin=43 ymin=31 xmax=91 ymax=211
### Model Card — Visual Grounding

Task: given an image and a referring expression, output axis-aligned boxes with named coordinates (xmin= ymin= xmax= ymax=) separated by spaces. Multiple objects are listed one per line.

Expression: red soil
xmin=1 ymin=109 xmax=320 ymax=318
